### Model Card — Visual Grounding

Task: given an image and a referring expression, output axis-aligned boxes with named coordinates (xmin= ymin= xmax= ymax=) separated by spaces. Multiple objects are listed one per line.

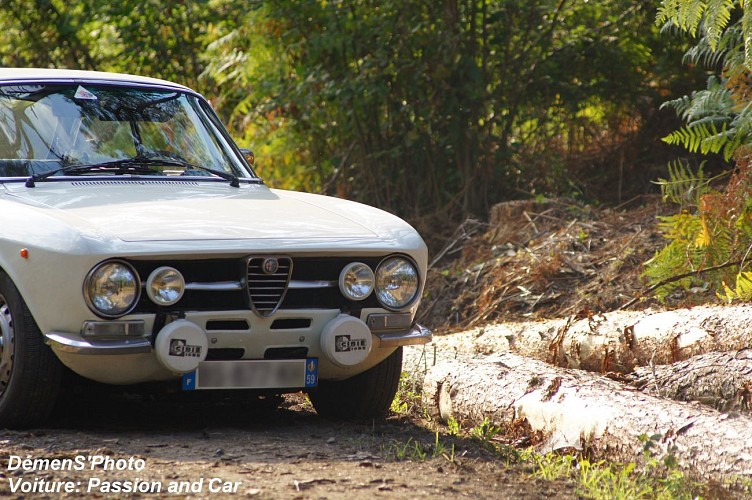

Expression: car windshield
xmin=0 ymin=83 xmax=251 ymax=180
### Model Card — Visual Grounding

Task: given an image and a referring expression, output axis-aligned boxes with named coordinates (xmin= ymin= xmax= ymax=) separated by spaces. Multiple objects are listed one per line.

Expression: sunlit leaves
xmin=204 ymin=0 xmax=676 ymax=217
xmin=0 ymin=1 xmax=700 ymax=222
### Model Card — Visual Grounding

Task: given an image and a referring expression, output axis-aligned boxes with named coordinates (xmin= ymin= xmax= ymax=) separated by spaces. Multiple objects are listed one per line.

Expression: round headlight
xmin=146 ymin=266 xmax=185 ymax=306
xmin=84 ymin=260 xmax=140 ymax=318
xmin=375 ymin=257 xmax=419 ymax=310
xmin=339 ymin=262 xmax=375 ymax=301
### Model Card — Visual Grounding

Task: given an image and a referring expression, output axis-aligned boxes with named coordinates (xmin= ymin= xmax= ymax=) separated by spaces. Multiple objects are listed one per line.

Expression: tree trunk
xmin=630 ymin=349 xmax=752 ymax=413
xmin=421 ymin=304 xmax=752 ymax=373
xmin=423 ymin=353 xmax=752 ymax=480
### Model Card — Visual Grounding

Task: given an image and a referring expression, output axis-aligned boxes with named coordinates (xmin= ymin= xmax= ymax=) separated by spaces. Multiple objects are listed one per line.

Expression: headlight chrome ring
xmin=84 ymin=260 xmax=141 ymax=318
xmin=375 ymin=256 xmax=420 ymax=310
xmin=339 ymin=262 xmax=375 ymax=301
xmin=146 ymin=266 xmax=185 ymax=306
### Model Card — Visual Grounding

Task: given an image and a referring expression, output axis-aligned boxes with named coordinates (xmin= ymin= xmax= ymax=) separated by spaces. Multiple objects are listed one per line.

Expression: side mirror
xmin=239 ymin=148 xmax=255 ymax=166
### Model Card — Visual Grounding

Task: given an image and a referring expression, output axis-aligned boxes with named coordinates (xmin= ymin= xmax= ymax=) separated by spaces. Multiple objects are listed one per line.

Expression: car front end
xmin=0 ymin=69 xmax=430 ymax=427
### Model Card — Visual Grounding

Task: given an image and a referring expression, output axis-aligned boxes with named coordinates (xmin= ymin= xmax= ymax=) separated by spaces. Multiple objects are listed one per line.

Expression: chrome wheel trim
xmin=0 ymin=293 xmax=15 ymax=395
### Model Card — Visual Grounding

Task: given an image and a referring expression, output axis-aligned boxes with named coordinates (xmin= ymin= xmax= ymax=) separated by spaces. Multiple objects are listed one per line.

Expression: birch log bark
xmin=423 ymin=304 xmax=752 ymax=373
xmin=630 ymin=348 xmax=752 ymax=412
xmin=423 ymin=352 xmax=752 ymax=480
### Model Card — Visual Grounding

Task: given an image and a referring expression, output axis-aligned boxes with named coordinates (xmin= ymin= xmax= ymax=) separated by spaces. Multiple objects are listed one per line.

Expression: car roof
xmin=0 ymin=68 xmax=192 ymax=93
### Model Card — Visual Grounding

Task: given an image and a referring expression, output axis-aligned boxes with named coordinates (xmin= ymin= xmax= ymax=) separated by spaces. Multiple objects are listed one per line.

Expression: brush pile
xmin=418 ymin=196 xmax=715 ymax=332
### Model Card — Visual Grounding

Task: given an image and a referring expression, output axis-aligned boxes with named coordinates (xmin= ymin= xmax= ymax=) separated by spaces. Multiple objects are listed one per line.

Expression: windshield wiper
xmin=25 ymin=159 xmax=162 ymax=188
xmin=25 ymin=157 xmax=240 ymax=188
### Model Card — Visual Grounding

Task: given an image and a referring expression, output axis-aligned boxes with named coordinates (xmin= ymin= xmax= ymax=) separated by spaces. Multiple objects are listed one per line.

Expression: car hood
xmin=3 ymin=181 xmax=383 ymax=242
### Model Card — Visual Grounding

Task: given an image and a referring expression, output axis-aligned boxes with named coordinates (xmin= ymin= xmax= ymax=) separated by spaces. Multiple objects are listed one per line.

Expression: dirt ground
xmin=0 ymin=390 xmax=575 ymax=499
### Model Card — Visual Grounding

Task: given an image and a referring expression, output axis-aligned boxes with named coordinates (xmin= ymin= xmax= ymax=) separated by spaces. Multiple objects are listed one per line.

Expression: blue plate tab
xmin=305 ymin=358 xmax=318 ymax=388
xmin=182 ymin=371 xmax=197 ymax=391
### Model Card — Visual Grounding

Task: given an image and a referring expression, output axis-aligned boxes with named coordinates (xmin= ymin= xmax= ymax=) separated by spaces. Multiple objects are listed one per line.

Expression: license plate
xmin=182 ymin=358 xmax=318 ymax=390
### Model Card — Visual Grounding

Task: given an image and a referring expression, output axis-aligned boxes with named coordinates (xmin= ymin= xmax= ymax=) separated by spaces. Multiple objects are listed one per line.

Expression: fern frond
xmin=643 ymin=241 xmax=700 ymax=299
xmin=661 ymin=77 xmax=733 ymax=121
xmin=743 ymin=3 xmax=752 ymax=70
xmin=656 ymin=0 xmax=684 ymax=27
xmin=683 ymin=0 xmax=708 ymax=36
xmin=719 ymin=271 xmax=752 ymax=301
xmin=696 ymin=216 xmax=713 ymax=247
xmin=704 ymin=217 xmax=735 ymax=263
xmin=698 ymin=122 xmax=731 ymax=154
xmin=718 ymin=24 xmax=748 ymax=78
xmin=656 ymin=212 xmax=705 ymax=241
xmin=684 ymin=36 xmax=727 ymax=67
xmin=660 ymin=94 xmax=692 ymax=114
xmin=663 ymin=119 xmax=742 ymax=159
xmin=704 ymin=0 xmax=736 ymax=49
xmin=654 ymin=159 xmax=711 ymax=206
xmin=662 ymin=123 xmax=712 ymax=152
xmin=722 ymin=128 xmax=744 ymax=160
xmin=684 ymin=87 xmax=735 ymax=121
xmin=653 ymin=0 xmax=752 ymax=305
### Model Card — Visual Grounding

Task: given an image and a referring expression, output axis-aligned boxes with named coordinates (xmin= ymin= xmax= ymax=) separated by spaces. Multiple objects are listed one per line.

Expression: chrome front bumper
xmin=45 ymin=321 xmax=432 ymax=355
xmin=373 ymin=323 xmax=432 ymax=347
xmin=45 ymin=331 xmax=152 ymax=355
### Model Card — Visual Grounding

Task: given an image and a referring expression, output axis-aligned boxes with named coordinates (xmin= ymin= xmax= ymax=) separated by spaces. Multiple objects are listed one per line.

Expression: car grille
xmin=129 ymin=256 xmax=382 ymax=314
xmin=246 ymin=257 xmax=292 ymax=317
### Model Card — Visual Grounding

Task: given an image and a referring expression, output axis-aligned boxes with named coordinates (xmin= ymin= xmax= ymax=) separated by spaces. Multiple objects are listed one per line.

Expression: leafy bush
xmin=647 ymin=1 xmax=752 ymax=301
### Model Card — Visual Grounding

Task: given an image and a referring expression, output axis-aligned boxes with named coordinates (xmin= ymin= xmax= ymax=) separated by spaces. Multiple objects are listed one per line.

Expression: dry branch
xmin=423 ymin=353 xmax=752 ymax=480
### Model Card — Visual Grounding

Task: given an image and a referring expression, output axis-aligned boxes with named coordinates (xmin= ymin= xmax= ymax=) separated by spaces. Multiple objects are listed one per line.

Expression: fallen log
xmin=631 ymin=349 xmax=752 ymax=412
xmin=425 ymin=304 xmax=752 ymax=373
xmin=423 ymin=353 xmax=752 ymax=480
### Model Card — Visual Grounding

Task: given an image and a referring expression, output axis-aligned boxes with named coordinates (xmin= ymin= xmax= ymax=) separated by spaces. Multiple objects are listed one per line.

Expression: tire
xmin=309 ymin=347 xmax=402 ymax=419
xmin=0 ymin=271 xmax=63 ymax=428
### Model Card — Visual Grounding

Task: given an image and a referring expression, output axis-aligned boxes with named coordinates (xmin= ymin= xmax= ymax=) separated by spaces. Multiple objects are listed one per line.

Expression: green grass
xmin=383 ymin=431 xmax=455 ymax=462
xmin=528 ymin=452 xmax=702 ymax=499
xmin=389 ymin=370 xmax=425 ymax=416
xmin=387 ymin=372 xmax=730 ymax=499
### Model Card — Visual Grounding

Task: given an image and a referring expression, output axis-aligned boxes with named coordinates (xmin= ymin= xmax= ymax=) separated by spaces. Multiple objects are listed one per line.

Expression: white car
xmin=0 ymin=68 xmax=430 ymax=427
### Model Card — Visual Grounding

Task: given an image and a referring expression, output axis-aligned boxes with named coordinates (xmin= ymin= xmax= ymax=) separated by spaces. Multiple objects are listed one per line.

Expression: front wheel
xmin=0 ymin=272 xmax=62 ymax=428
xmin=309 ymin=348 xmax=402 ymax=419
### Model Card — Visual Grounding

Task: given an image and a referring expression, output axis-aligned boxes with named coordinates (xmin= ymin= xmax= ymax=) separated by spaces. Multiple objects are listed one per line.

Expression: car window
xmin=0 ymin=84 xmax=250 ymax=179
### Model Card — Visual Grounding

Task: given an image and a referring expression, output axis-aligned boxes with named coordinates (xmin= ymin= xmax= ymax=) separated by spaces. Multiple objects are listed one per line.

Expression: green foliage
xmin=653 ymin=159 xmax=712 ymax=206
xmin=644 ymin=156 xmax=752 ymax=300
xmin=662 ymin=122 xmax=744 ymax=160
xmin=0 ymin=1 xmax=704 ymax=220
xmin=657 ymin=0 xmax=739 ymax=53
xmin=383 ymin=432 xmax=455 ymax=463
xmin=446 ymin=416 xmax=461 ymax=436
xmin=644 ymin=210 xmax=735 ymax=300
xmin=720 ymin=270 xmax=752 ymax=301
xmin=0 ymin=0 xmax=98 ymax=69
xmin=529 ymin=437 xmax=701 ymax=500
xmin=0 ymin=1 xmax=246 ymax=91
xmin=531 ymin=452 xmax=577 ymax=481
xmin=390 ymin=371 xmax=423 ymax=416
xmin=656 ymin=2 xmax=752 ymax=187
xmin=203 ymin=0 xmax=688 ymax=217
xmin=649 ymin=1 xmax=752 ymax=304
xmin=659 ymin=73 xmax=750 ymax=161
xmin=468 ymin=417 xmax=502 ymax=445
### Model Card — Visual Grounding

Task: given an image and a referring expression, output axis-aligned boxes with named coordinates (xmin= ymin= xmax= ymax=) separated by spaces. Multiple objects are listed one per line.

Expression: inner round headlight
xmin=375 ymin=257 xmax=419 ymax=310
xmin=84 ymin=260 xmax=140 ymax=318
xmin=339 ymin=262 xmax=375 ymax=301
xmin=146 ymin=266 xmax=185 ymax=306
